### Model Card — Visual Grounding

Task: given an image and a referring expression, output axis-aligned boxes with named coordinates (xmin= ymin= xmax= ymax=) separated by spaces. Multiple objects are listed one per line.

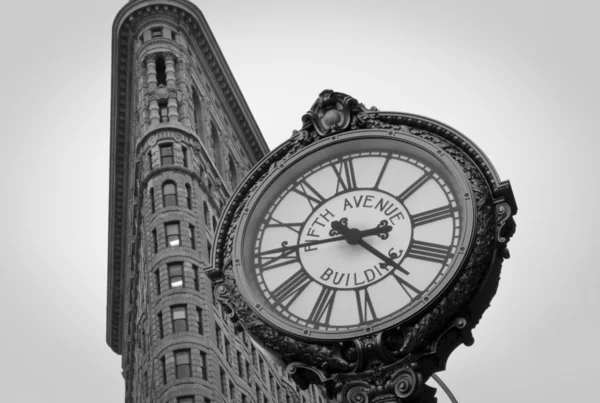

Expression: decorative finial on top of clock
xmin=301 ymin=90 xmax=378 ymax=137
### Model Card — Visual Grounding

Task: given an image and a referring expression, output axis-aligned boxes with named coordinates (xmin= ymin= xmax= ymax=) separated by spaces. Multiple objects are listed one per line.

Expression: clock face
xmin=234 ymin=132 xmax=474 ymax=340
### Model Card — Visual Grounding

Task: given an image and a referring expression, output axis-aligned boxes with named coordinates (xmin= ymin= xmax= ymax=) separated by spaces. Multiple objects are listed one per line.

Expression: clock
xmin=232 ymin=130 xmax=476 ymax=341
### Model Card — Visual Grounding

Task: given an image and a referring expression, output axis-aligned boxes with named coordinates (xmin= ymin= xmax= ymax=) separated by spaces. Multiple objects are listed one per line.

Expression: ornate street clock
xmin=209 ymin=91 xmax=516 ymax=403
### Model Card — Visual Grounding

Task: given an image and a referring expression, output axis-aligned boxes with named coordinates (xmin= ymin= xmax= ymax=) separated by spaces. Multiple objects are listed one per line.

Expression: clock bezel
xmin=232 ymin=129 xmax=477 ymax=341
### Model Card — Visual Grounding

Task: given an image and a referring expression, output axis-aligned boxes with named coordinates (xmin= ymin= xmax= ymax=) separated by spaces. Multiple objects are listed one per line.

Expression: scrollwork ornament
xmin=341 ymin=381 xmax=371 ymax=403
xmin=390 ymin=368 xmax=418 ymax=399
xmin=496 ymin=202 xmax=513 ymax=243
xmin=214 ymin=282 xmax=235 ymax=319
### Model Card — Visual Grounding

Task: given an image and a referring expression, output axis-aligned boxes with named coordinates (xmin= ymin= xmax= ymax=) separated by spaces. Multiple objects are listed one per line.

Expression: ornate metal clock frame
xmin=207 ymin=90 xmax=517 ymax=403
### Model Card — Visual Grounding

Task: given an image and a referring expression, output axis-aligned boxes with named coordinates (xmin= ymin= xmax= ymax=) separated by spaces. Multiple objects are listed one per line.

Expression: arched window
xmin=185 ymin=184 xmax=192 ymax=209
xmin=228 ymin=155 xmax=238 ymax=189
xmin=162 ymin=181 xmax=177 ymax=207
xmin=203 ymin=202 xmax=209 ymax=227
xmin=156 ymin=56 xmax=166 ymax=86
xmin=149 ymin=188 xmax=155 ymax=213
xmin=212 ymin=216 xmax=218 ymax=233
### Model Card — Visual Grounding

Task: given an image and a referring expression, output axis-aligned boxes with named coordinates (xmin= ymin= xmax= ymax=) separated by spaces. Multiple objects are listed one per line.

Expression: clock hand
xmin=258 ymin=229 xmax=386 ymax=257
xmin=330 ymin=219 xmax=409 ymax=275
xmin=355 ymin=238 xmax=410 ymax=275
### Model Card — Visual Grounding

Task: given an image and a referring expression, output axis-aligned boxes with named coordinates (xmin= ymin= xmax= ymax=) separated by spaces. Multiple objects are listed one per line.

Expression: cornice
xmin=107 ymin=0 xmax=269 ymax=354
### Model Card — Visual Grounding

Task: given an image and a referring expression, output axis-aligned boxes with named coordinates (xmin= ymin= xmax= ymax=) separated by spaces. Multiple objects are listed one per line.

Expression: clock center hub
xmin=299 ymin=189 xmax=412 ymax=290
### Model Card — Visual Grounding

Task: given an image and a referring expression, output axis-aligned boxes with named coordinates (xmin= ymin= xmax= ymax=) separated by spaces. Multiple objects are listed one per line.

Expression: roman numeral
xmin=374 ymin=156 xmax=391 ymax=189
xmin=259 ymin=248 xmax=299 ymax=271
xmin=391 ymin=271 xmax=421 ymax=299
xmin=332 ymin=158 xmax=357 ymax=192
xmin=307 ymin=287 xmax=336 ymax=325
xmin=356 ymin=288 xmax=377 ymax=324
xmin=266 ymin=218 xmax=303 ymax=234
xmin=412 ymin=204 xmax=455 ymax=226
xmin=292 ymin=180 xmax=325 ymax=209
xmin=406 ymin=240 xmax=452 ymax=264
xmin=272 ymin=269 xmax=312 ymax=307
xmin=396 ymin=173 xmax=430 ymax=202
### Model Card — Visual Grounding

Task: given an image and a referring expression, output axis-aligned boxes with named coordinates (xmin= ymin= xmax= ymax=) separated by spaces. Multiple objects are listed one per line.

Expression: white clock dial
xmin=236 ymin=135 xmax=473 ymax=340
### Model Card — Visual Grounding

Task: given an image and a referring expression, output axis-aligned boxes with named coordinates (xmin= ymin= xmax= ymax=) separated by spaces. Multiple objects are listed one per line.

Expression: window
xmin=155 ymin=270 xmax=161 ymax=294
xmin=175 ymin=350 xmax=192 ymax=378
xmin=216 ymin=325 xmax=223 ymax=352
xmin=196 ymin=307 xmax=203 ymax=334
xmin=151 ymin=27 xmax=162 ymax=38
xmin=161 ymin=356 xmax=167 ymax=384
xmin=147 ymin=150 xmax=153 ymax=169
xmin=207 ymin=241 xmax=212 ymax=257
xmin=212 ymin=216 xmax=218 ymax=233
xmin=210 ymin=122 xmax=222 ymax=170
xmin=162 ymin=181 xmax=177 ymax=207
xmin=182 ymin=146 xmax=188 ymax=167
xmin=177 ymin=397 xmax=194 ymax=403
xmin=246 ymin=361 xmax=251 ymax=382
xmin=171 ymin=29 xmax=177 ymax=41
xmin=165 ymin=222 xmax=180 ymax=246
xmin=156 ymin=56 xmax=166 ymax=85
xmin=259 ymin=357 xmax=265 ymax=381
xmin=251 ymin=345 xmax=257 ymax=365
xmin=200 ymin=351 xmax=207 ymax=380
xmin=192 ymin=88 xmax=202 ymax=136
xmin=203 ymin=202 xmax=210 ymax=226
xmin=193 ymin=265 xmax=200 ymax=291
xmin=220 ymin=368 xmax=227 ymax=395
xmin=189 ymin=224 xmax=196 ymax=249
xmin=168 ymin=263 xmax=183 ymax=288
xmin=186 ymin=184 xmax=192 ymax=209
xmin=242 ymin=394 xmax=248 ymax=403
xmin=228 ymin=155 xmax=238 ymax=188
xmin=229 ymin=381 xmax=235 ymax=401
xmin=152 ymin=229 xmax=158 ymax=253
xmin=225 ymin=337 xmax=231 ymax=363
xmin=157 ymin=312 xmax=164 ymax=339
xmin=159 ymin=99 xmax=168 ymax=123
xmin=149 ymin=188 xmax=155 ymax=213
xmin=237 ymin=352 xmax=243 ymax=377
xmin=205 ymin=399 xmax=211 ymax=403
xmin=160 ymin=143 xmax=174 ymax=165
xmin=172 ymin=305 xmax=188 ymax=332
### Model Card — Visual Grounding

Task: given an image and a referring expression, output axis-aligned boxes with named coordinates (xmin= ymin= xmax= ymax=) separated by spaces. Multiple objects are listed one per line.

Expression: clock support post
xmin=209 ymin=91 xmax=517 ymax=403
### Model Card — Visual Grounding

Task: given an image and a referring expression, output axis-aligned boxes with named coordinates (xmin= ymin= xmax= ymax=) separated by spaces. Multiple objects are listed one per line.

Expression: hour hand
xmin=330 ymin=219 xmax=392 ymax=240
xmin=358 ymin=220 xmax=392 ymax=239
xmin=330 ymin=219 xmax=409 ymax=275
xmin=330 ymin=218 xmax=362 ymax=245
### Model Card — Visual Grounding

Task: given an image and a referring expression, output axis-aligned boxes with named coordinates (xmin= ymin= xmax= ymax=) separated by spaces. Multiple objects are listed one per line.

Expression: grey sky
xmin=1 ymin=0 xmax=598 ymax=401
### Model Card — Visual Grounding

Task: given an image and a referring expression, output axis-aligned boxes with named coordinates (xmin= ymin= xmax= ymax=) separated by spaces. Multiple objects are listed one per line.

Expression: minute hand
xmin=355 ymin=239 xmax=410 ymax=275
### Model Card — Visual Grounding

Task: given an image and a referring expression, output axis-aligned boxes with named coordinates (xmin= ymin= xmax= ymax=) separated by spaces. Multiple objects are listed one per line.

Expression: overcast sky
xmin=1 ymin=0 xmax=598 ymax=402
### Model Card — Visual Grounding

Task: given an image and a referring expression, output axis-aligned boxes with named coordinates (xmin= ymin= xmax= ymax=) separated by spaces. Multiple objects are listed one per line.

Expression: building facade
xmin=107 ymin=1 xmax=329 ymax=402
